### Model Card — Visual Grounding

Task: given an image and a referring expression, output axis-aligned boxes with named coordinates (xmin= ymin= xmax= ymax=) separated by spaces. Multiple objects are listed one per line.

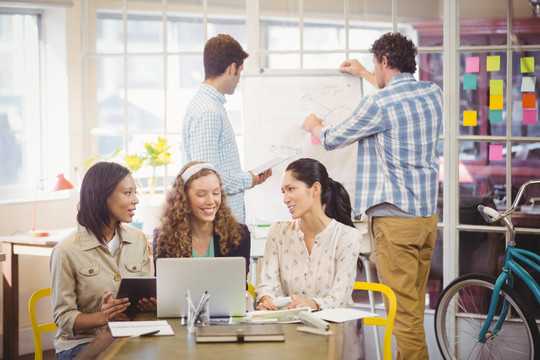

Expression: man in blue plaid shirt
xmin=302 ymin=33 xmax=443 ymax=360
xmin=182 ymin=34 xmax=271 ymax=222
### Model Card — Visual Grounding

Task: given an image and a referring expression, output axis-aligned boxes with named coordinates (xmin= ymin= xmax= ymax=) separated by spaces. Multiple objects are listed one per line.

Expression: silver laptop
xmin=156 ymin=257 xmax=247 ymax=318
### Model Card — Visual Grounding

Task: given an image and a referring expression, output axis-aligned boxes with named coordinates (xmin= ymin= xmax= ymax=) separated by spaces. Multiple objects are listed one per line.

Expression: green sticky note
xmin=463 ymin=74 xmax=477 ymax=90
xmin=463 ymin=111 xmax=477 ymax=126
xmin=521 ymin=57 xmax=534 ymax=73
xmin=490 ymin=95 xmax=504 ymax=110
xmin=486 ymin=56 xmax=500 ymax=71
xmin=489 ymin=80 xmax=504 ymax=95
xmin=489 ymin=110 xmax=503 ymax=123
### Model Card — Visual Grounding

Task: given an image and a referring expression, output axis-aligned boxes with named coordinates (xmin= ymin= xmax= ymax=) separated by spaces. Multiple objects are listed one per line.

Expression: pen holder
xmin=187 ymin=294 xmax=210 ymax=334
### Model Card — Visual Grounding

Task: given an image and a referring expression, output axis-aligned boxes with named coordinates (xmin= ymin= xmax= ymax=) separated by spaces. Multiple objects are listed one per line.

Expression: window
xmin=0 ymin=8 xmax=70 ymax=204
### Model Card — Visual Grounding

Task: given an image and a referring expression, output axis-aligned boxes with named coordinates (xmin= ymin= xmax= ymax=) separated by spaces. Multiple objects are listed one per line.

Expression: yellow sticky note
xmin=486 ymin=56 xmax=500 ymax=71
xmin=489 ymin=80 xmax=504 ymax=95
xmin=463 ymin=111 xmax=477 ymax=126
xmin=521 ymin=57 xmax=534 ymax=73
xmin=490 ymin=95 xmax=504 ymax=110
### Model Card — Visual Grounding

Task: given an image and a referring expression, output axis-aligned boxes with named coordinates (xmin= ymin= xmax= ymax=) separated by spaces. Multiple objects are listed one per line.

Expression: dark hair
xmin=370 ymin=32 xmax=417 ymax=74
xmin=285 ymin=158 xmax=354 ymax=227
xmin=77 ymin=162 xmax=131 ymax=244
xmin=204 ymin=34 xmax=249 ymax=79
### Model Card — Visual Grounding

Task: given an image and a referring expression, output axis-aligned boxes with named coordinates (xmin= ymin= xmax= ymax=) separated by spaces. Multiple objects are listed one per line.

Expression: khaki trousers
xmin=372 ymin=214 xmax=437 ymax=360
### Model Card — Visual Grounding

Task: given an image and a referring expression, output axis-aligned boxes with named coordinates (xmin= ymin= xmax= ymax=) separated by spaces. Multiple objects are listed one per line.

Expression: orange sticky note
xmin=522 ymin=93 xmax=536 ymax=109
xmin=490 ymin=95 xmax=504 ymax=110
xmin=463 ymin=111 xmax=477 ymax=126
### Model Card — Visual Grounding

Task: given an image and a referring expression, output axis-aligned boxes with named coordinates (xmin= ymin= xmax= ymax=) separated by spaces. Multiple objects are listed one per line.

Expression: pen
xmin=129 ymin=329 xmax=160 ymax=339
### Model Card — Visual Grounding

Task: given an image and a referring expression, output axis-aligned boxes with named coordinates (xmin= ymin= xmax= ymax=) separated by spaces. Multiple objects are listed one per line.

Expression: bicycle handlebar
xmin=477 ymin=179 xmax=540 ymax=234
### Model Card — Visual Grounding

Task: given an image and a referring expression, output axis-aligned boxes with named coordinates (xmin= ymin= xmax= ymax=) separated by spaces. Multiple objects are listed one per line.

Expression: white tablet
xmin=251 ymin=155 xmax=289 ymax=174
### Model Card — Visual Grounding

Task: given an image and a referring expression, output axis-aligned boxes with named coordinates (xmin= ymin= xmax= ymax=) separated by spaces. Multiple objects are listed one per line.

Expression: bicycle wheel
xmin=434 ymin=273 xmax=540 ymax=360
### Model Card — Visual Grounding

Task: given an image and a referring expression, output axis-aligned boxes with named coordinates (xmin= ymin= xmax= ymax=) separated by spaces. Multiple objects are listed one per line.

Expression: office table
xmin=1 ymin=228 xmax=75 ymax=360
xmin=82 ymin=315 xmax=348 ymax=360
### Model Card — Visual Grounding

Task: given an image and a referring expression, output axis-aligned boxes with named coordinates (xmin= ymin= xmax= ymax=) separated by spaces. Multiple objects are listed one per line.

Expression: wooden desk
xmin=1 ymin=228 xmax=75 ymax=360
xmin=87 ymin=318 xmax=347 ymax=360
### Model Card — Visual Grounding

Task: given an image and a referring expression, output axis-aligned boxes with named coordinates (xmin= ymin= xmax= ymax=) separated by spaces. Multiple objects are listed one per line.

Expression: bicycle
xmin=434 ymin=179 xmax=540 ymax=359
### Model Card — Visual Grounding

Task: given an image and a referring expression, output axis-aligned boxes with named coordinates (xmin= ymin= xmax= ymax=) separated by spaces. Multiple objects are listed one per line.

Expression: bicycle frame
xmin=478 ymin=234 xmax=540 ymax=342
xmin=476 ymin=179 xmax=540 ymax=342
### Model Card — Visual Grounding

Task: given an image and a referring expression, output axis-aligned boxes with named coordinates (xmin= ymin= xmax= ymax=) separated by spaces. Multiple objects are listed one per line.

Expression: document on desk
xmin=312 ymin=308 xmax=378 ymax=323
xmin=108 ymin=320 xmax=174 ymax=337
xmin=234 ymin=307 xmax=310 ymax=323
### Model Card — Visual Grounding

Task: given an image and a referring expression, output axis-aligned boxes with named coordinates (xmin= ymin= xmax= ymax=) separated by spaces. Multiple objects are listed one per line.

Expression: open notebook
xmin=108 ymin=320 xmax=174 ymax=337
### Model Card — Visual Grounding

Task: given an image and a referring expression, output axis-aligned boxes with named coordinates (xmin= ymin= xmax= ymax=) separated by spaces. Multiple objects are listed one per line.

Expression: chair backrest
xmin=29 ymin=287 xmax=58 ymax=360
xmin=247 ymin=282 xmax=256 ymax=299
xmin=354 ymin=281 xmax=397 ymax=360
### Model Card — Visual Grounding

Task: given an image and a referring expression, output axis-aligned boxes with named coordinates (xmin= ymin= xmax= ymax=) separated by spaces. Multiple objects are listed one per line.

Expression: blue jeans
xmin=56 ymin=342 xmax=89 ymax=360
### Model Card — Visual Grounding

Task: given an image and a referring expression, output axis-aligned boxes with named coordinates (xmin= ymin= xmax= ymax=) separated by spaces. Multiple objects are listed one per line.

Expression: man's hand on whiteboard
xmin=302 ymin=114 xmax=324 ymax=143
xmin=249 ymin=169 xmax=272 ymax=188
xmin=339 ymin=58 xmax=379 ymax=89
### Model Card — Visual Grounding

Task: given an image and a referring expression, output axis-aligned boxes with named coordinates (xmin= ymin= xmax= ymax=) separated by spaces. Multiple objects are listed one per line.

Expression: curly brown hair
xmin=155 ymin=161 xmax=242 ymax=259
xmin=370 ymin=32 xmax=417 ymax=74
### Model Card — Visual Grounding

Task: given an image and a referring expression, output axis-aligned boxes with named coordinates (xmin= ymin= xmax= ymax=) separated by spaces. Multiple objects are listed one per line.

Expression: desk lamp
xmin=29 ymin=173 xmax=74 ymax=237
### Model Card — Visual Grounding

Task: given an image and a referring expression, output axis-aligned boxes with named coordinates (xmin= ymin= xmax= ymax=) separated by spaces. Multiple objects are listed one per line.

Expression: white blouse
xmin=256 ymin=219 xmax=361 ymax=309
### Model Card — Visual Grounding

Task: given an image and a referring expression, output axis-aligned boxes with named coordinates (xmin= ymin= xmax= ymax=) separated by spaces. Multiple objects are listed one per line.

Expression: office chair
xmin=247 ymin=282 xmax=256 ymax=299
xmin=354 ymin=281 xmax=397 ymax=360
xmin=29 ymin=287 xmax=58 ymax=360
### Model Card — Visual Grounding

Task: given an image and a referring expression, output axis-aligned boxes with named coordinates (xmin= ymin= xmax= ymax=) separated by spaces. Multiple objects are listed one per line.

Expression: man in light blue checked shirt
xmin=182 ymin=34 xmax=271 ymax=222
xmin=302 ymin=33 xmax=443 ymax=360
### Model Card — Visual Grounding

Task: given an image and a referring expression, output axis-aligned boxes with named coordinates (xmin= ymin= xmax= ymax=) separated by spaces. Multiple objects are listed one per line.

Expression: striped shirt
xmin=182 ymin=83 xmax=253 ymax=221
xmin=321 ymin=73 xmax=443 ymax=217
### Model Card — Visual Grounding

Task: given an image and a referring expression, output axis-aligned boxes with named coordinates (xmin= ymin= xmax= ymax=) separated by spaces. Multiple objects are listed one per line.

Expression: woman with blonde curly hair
xmin=154 ymin=161 xmax=250 ymax=275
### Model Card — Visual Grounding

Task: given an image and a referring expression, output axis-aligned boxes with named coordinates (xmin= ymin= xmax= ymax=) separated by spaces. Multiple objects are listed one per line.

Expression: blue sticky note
xmin=463 ymin=74 xmax=477 ymax=90
xmin=489 ymin=110 xmax=503 ymax=123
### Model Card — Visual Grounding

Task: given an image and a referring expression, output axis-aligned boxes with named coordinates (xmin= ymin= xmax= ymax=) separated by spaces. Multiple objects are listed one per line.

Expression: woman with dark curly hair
xmin=154 ymin=161 xmax=250 ymax=276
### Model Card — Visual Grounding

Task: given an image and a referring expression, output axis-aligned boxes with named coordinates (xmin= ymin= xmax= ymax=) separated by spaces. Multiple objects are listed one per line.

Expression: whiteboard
xmin=242 ymin=71 xmax=362 ymax=225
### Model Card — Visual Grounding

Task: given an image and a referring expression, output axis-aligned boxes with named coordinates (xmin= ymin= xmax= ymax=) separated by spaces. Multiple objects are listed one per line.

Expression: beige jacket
xmin=50 ymin=224 xmax=151 ymax=353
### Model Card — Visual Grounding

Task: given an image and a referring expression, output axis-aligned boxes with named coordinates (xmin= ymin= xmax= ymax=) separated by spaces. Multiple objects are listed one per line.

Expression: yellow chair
xmin=247 ymin=282 xmax=256 ymax=299
xmin=29 ymin=287 xmax=58 ymax=360
xmin=354 ymin=281 xmax=397 ymax=360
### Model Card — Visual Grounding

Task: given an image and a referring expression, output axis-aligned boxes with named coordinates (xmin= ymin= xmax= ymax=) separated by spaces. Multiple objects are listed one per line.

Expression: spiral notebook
xmin=108 ymin=320 xmax=174 ymax=337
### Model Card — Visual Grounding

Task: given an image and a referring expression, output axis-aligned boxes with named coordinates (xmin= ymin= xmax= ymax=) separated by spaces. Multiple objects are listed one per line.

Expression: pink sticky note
xmin=310 ymin=133 xmax=320 ymax=145
xmin=523 ymin=109 xmax=537 ymax=125
xmin=466 ymin=57 xmax=480 ymax=73
xmin=489 ymin=145 xmax=503 ymax=161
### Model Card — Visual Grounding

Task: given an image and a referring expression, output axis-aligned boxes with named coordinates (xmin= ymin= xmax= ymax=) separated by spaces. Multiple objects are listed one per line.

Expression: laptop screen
xmin=156 ymin=257 xmax=247 ymax=318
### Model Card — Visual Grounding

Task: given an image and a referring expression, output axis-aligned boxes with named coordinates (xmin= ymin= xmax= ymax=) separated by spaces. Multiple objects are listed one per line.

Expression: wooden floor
xmin=19 ymin=349 xmax=56 ymax=360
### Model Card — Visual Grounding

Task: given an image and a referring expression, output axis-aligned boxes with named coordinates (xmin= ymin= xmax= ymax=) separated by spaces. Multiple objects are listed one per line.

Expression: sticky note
xmin=489 ymin=110 xmax=503 ymax=123
xmin=522 ymin=93 xmax=536 ymax=109
xmin=489 ymin=145 xmax=503 ymax=161
xmin=521 ymin=77 xmax=536 ymax=93
xmin=463 ymin=74 xmax=477 ymax=90
xmin=490 ymin=95 xmax=504 ymax=110
xmin=466 ymin=57 xmax=480 ymax=73
xmin=463 ymin=111 xmax=477 ymax=126
xmin=486 ymin=56 xmax=500 ymax=71
xmin=523 ymin=109 xmax=537 ymax=125
xmin=489 ymin=80 xmax=503 ymax=95
xmin=310 ymin=133 xmax=320 ymax=145
xmin=521 ymin=57 xmax=534 ymax=73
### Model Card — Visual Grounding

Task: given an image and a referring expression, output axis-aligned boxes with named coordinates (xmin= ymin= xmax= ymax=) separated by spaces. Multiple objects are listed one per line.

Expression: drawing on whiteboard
xmin=243 ymin=73 xmax=362 ymax=225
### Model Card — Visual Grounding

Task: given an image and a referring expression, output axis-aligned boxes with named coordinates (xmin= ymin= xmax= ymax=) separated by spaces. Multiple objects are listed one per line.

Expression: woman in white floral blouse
xmin=256 ymin=158 xmax=361 ymax=310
